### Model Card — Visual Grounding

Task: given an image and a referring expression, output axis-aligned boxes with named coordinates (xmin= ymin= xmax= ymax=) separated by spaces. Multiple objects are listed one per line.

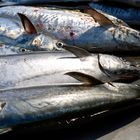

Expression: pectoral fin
xmin=62 ymin=45 xmax=91 ymax=58
xmin=18 ymin=13 xmax=37 ymax=34
xmin=84 ymin=8 xmax=115 ymax=26
xmin=65 ymin=72 xmax=104 ymax=85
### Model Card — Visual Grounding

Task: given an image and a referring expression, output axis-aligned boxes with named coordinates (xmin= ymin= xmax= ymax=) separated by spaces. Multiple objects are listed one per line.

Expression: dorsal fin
xmin=0 ymin=101 xmax=6 ymax=112
xmin=17 ymin=13 xmax=37 ymax=34
xmin=62 ymin=45 xmax=91 ymax=58
xmin=84 ymin=8 xmax=115 ymax=26
xmin=65 ymin=72 xmax=104 ymax=85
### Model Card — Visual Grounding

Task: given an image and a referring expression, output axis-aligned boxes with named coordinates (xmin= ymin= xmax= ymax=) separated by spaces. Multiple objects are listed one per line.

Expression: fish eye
xmin=19 ymin=48 xmax=28 ymax=52
xmin=32 ymin=39 xmax=41 ymax=47
xmin=56 ymin=42 xmax=64 ymax=48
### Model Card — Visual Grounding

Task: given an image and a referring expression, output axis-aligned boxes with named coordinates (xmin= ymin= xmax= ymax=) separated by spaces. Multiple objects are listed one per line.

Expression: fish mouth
xmin=0 ymin=101 xmax=6 ymax=112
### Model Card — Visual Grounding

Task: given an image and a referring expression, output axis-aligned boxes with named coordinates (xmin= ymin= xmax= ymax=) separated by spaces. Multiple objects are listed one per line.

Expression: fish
xmin=0 ymin=6 xmax=139 ymax=52
xmin=93 ymin=0 xmax=140 ymax=7
xmin=0 ymin=46 xmax=139 ymax=89
xmin=89 ymin=2 xmax=140 ymax=26
xmin=0 ymin=44 xmax=32 ymax=55
xmin=0 ymin=0 xmax=92 ymax=4
xmin=0 ymin=72 xmax=139 ymax=134
xmin=0 ymin=13 xmax=63 ymax=54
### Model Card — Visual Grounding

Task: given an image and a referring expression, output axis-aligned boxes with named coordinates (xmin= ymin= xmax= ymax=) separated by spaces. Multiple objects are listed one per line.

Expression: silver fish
xmin=0 ymin=74 xmax=139 ymax=134
xmin=93 ymin=0 xmax=140 ymax=7
xmin=0 ymin=6 xmax=140 ymax=52
xmin=0 ymin=44 xmax=33 ymax=55
xmin=89 ymin=2 xmax=140 ymax=26
xmin=1 ymin=0 xmax=92 ymax=3
xmin=0 ymin=46 xmax=139 ymax=89
xmin=0 ymin=14 xmax=63 ymax=54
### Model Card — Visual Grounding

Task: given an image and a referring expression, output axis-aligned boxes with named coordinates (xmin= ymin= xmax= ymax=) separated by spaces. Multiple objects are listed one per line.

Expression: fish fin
xmin=84 ymin=8 xmax=115 ymax=26
xmin=65 ymin=72 xmax=104 ymax=85
xmin=97 ymin=54 xmax=111 ymax=77
xmin=17 ymin=13 xmax=37 ymax=34
xmin=0 ymin=128 xmax=12 ymax=135
xmin=0 ymin=101 xmax=6 ymax=111
xmin=62 ymin=45 xmax=91 ymax=58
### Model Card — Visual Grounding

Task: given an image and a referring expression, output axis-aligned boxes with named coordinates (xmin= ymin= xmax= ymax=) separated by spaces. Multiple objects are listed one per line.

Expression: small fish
xmin=89 ymin=2 xmax=140 ymax=26
xmin=0 ymin=72 xmax=139 ymax=134
xmin=0 ymin=13 xmax=63 ymax=55
xmin=0 ymin=6 xmax=140 ymax=52
xmin=92 ymin=0 xmax=140 ymax=7
xmin=0 ymin=46 xmax=139 ymax=89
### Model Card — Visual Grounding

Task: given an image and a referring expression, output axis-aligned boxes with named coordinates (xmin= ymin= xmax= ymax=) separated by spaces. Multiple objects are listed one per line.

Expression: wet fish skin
xmin=0 ymin=44 xmax=32 ymax=55
xmin=0 ymin=82 xmax=139 ymax=132
xmin=95 ymin=0 xmax=140 ymax=7
xmin=89 ymin=2 xmax=140 ymax=26
xmin=0 ymin=48 xmax=139 ymax=89
xmin=0 ymin=6 xmax=140 ymax=52
xmin=0 ymin=16 xmax=62 ymax=54
xmin=1 ymin=0 xmax=92 ymax=3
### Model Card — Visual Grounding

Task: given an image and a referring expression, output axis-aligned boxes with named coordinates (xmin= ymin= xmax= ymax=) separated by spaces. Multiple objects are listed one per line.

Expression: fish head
xmin=0 ymin=44 xmax=32 ymax=55
xmin=17 ymin=13 xmax=64 ymax=51
xmin=113 ymin=26 xmax=140 ymax=50
xmin=30 ymin=33 xmax=64 ymax=51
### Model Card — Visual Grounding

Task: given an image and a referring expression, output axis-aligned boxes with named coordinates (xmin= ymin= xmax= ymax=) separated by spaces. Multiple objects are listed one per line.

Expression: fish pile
xmin=0 ymin=0 xmax=140 ymax=135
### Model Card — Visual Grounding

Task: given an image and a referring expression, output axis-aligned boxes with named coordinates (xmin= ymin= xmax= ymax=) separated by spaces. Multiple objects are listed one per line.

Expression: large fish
xmin=93 ymin=0 xmax=140 ymax=7
xmin=1 ymin=0 xmax=92 ymax=3
xmin=0 ymin=72 xmax=139 ymax=134
xmin=89 ymin=2 xmax=140 ymax=26
xmin=0 ymin=46 xmax=139 ymax=89
xmin=0 ymin=6 xmax=139 ymax=52
xmin=0 ymin=13 xmax=63 ymax=55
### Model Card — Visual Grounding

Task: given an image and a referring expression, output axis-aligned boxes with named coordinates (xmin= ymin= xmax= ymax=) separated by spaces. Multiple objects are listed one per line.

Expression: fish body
xmin=97 ymin=0 xmax=140 ymax=7
xmin=0 ymin=47 xmax=139 ymax=89
xmin=89 ymin=2 xmax=140 ymax=26
xmin=0 ymin=6 xmax=140 ymax=52
xmin=0 ymin=82 xmax=139 ymax=133
xmin=0 ymin=15 xmax=62 ymax=55
xmin=1 ymin=0 xmax=92 ymax=3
